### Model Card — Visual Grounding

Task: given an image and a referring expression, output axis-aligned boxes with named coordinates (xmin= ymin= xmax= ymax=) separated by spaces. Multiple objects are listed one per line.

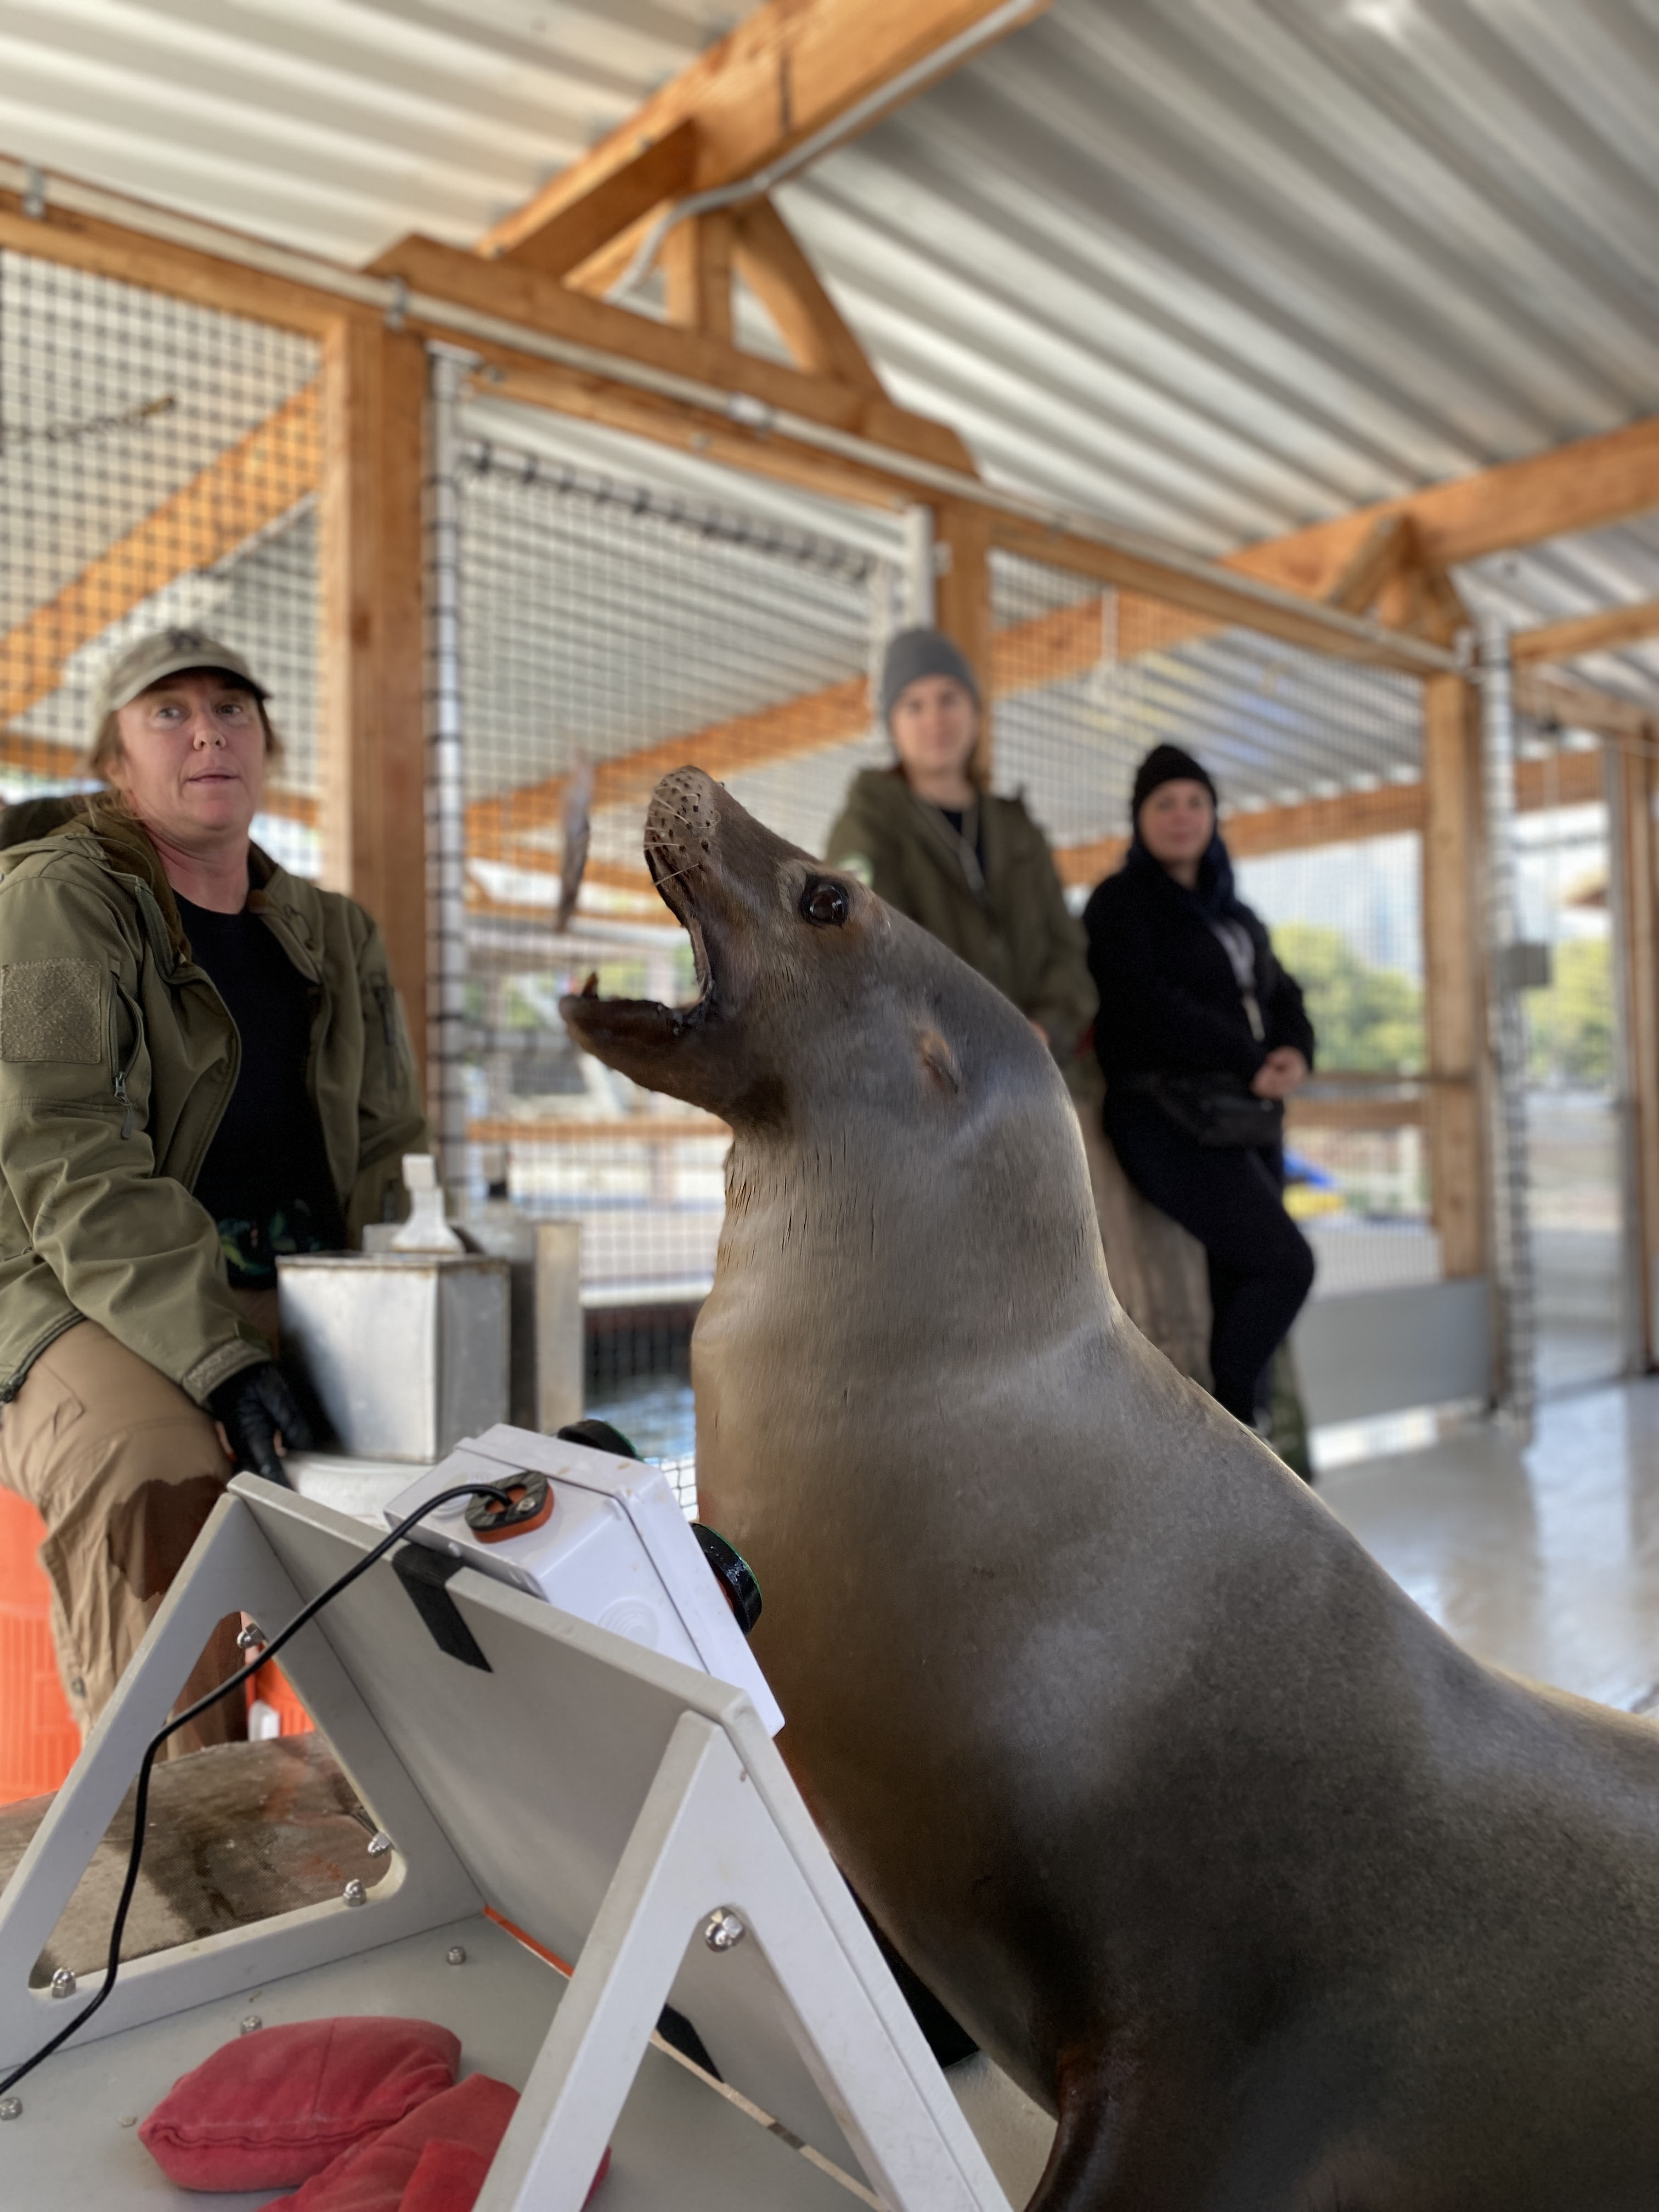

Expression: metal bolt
xmin=49 ymin=1968 xmax=76 ymax=1999
xmin=446 ymin=1945 xmax=467 ymax=1966
xmin=240 ymin=2015 xmax=263 ymax=2035
xmin=0 ymin=2097 xmax=21 ymax=2121
xmin=342 ymin=1879 xmax=366 ymax=1908
xmin=365 ymin=1831 xmax=394 ymax=1858
xmin=236 ymin=1623 xmax=264 ymax=1650
xmin=703 ymin=1908 xmax=746 ymax=1953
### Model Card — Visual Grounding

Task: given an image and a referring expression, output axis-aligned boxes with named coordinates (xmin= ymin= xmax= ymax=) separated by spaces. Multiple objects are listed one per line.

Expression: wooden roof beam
xmin=369 ymin=232 xmax=975 ymax=482
xmin=1053 ymin=748 xmax=1613 ymax=890
xmin=475 ymin=0 xmax=1053 ymax=286
xmin=1514 ymin=667 xmax=1657 ymax=742
xmin=1234 ymin=415 xmax=1659 ymax=602
xmin=1324 ymin=512 xmax=1417 ymax=616
xmin=730 ymin=198 xmax=884 ymax=392
xmin=661 ymin=209 xmax=736 ymax=345
xmin=490 ymin=119 xmax=701 ymax=281
xmin=1513 ymin=597 xmax=1659 ymax=667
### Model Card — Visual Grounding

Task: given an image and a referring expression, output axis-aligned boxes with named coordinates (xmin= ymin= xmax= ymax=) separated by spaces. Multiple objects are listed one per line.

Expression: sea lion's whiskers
xmin=644 ymin=855 xmax=707 ymax=894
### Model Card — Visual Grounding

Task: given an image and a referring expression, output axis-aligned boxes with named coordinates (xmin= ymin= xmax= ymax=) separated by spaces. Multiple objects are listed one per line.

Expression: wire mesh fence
xmin=455 ymin=436 xmax=896 ymax=1459
xmin=990 ymin=548 xmax=1434 ymax=1299
xmin=0 ymin=249 xmax=321 ymax=868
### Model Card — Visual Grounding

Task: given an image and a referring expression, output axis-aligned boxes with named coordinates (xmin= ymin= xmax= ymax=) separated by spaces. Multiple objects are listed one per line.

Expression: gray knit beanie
xmin=879 ymin=627 xmax=980 ymax=727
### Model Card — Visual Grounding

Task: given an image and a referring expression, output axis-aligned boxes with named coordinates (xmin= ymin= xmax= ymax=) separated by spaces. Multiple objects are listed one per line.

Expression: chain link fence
xmin=454 ymin=435 xmax=897 ymax=1462
xmin=0 ymin=249 xmax=320 ymax=871
xmin=990 ymin=548 xmax=1434 ymax=1301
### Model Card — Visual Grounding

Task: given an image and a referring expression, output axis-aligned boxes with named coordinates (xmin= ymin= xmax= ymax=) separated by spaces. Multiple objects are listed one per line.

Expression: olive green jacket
xmin=0 ymin=811 xmax=426 ymax=1406
xmin=825 ymin=768 xmax=1096 ymax=1057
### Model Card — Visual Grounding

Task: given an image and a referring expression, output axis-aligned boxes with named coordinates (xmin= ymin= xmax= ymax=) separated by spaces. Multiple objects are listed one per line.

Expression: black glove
xmin=206 ymin=1362 xmax=314 ymax=1485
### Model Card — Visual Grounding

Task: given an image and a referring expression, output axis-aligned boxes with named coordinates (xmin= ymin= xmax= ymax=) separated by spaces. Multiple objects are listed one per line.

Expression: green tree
xmin=1268 ymin=922 xmax=1424 ymax=1074
xmin=1525 ymin=934 xmax=1613 ymax=1087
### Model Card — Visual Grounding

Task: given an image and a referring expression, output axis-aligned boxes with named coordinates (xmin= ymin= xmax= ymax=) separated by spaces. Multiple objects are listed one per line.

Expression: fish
xmin=555 ymin=755 xmax=594 ymax=934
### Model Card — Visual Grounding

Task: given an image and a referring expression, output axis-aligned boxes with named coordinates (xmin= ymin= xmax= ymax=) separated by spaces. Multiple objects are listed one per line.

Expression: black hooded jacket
xmin=1083 ymin=836 xmax=1314 ymax=1087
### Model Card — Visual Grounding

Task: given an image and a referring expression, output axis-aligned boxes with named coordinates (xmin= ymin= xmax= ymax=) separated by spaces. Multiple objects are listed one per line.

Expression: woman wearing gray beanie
xmin=823 ymin=627 xmax=1094 ymax=1062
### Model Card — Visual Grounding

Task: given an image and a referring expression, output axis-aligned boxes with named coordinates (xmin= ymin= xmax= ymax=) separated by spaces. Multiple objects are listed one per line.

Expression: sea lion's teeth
xmin=580 ymin=970 xmax=600 ymax=998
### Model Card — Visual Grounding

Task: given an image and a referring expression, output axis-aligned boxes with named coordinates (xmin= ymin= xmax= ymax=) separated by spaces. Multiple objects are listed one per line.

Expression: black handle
xmin=691 ymin=1523 xmax=763 ymax=1635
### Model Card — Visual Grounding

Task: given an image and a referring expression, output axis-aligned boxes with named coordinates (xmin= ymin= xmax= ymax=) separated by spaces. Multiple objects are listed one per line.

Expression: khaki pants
xmin=0 ymin=1320 xmax=245 ymax=1756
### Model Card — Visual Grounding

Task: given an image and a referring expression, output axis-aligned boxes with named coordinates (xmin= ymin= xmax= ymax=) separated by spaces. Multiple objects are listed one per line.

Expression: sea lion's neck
xmin=712 ymin=1101 xmax=1115 ymax=1372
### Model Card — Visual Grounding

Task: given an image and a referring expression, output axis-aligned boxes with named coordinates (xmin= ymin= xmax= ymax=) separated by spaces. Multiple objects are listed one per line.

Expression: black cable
xmin=0 ymin=1480 xmax=514 ymax=2097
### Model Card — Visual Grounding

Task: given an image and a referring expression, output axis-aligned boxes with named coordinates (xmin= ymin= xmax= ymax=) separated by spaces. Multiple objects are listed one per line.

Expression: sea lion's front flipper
xmin=1025 ymin=2045 xmax=1217 ymax=2212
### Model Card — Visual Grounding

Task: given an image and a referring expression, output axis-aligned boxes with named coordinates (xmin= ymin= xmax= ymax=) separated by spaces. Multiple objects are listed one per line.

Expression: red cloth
xmin=262 ymin=2074 xmax=518 ymax=2211
xmin=262 ymin=2075 xmax=612 ymax=2212
xmin=399 ymin=2141 xmax=491 ymax=2212
xmin=139 ymin=2017 xmax=461 ymax=2191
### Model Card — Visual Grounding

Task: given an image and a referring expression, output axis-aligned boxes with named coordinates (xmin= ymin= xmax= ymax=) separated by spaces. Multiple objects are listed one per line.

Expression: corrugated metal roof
xmin=4 ymin=0 xmax=1659 ymax=704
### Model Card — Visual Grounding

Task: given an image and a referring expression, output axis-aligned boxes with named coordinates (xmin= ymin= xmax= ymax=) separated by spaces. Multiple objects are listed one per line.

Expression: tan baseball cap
xmin=93 ymin=628 xmax=268 ymax=732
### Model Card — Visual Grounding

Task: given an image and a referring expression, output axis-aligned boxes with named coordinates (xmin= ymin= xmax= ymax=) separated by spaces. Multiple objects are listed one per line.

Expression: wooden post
xmin=933 ymin=499 xmax=994 ymax=783
xmin=662 ymin=213 xmax=736 ymax=345
xmin=1611 ymin=737 xmax=1659 ymax=1368
xmin=730 ymin=199 xmax=883 ymax=390
xmin=318 ymin=315 xmax=430 ymax=1085
xmin=1421 ymin=672 xmax=1489 ymax=1279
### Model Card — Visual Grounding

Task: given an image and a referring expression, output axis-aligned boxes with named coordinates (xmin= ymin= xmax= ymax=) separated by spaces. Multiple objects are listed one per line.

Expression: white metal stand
xmin=0 ymin=1479 xmax=1013 ymax=2212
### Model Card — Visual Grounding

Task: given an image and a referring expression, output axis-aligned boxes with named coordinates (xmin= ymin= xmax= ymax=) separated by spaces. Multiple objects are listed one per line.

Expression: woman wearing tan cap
xmin=0 ymin=629 xmax=426 ymax=1749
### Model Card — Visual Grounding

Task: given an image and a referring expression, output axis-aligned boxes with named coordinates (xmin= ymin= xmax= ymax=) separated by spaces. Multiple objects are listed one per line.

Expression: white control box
xmin=383 ymin=1424 xmax=784 ymax=1736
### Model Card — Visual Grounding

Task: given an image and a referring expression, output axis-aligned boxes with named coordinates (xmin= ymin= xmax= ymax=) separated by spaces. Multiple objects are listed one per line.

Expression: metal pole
xmin=1479 ymin=614 xmax=1536 ymax=1439
xmin=1602 ymin=742 xmax=1649 ymax=1376
xmin=424 ymin=341 xmax=476 ymax=1204
xmin=901 ymin=504 xmax=936 ymax=629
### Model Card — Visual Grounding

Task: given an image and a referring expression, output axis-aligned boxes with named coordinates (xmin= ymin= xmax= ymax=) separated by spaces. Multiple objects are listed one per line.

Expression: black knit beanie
xmin=1131 ymin=743 xmax=1217 ymax=823
xmin=879 ymin=627 xmax=980 ymax=726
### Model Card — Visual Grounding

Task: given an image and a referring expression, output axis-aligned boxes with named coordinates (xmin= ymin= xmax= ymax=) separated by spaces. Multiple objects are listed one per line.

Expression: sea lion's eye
xmin=801 ymin=877 xmax=850 ymax=927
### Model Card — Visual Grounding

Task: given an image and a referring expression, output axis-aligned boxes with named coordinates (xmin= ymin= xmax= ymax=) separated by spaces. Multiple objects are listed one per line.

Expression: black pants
xmin=1105 ymin=1096 xmax=1316 ymax=1426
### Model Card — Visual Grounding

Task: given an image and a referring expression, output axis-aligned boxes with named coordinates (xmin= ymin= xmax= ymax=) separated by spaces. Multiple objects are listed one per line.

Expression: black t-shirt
xmin=176 ymin=893 xmax=345 ymax=1290
xmin=936 ymin=803 xmax=986 ymax=874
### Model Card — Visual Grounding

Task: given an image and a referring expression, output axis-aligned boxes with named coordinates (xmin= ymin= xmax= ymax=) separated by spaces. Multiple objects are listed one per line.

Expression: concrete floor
xmin=1318 ymin=1380 xmax=1659 ymax=1714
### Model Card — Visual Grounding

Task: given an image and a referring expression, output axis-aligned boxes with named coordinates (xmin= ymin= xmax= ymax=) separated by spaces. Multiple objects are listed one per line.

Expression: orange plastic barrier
xmin=0 ymin=1487 xmax=81 ymax=1805
xmin=246 ymin=1656 xmax=314 ymax=1738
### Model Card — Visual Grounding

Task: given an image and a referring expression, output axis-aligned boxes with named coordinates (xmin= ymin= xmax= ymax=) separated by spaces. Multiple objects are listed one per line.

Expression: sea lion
xmin=563 ymin=766 xmax=1659 ymax=2212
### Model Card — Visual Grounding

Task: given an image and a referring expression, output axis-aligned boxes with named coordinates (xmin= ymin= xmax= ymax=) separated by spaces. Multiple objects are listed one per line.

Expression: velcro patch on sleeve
xmin=0 ymin=959 xmax=104 ymax=1064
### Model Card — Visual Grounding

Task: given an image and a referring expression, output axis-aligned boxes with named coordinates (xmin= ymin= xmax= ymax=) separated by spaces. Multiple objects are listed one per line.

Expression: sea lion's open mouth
xmin=559 ymin=772 xmax=719 ymax=1060
xmin=645 ymin=830 xmax=713 ymax=1004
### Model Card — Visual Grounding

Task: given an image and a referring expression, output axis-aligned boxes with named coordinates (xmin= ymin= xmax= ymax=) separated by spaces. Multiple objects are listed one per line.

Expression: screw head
xmin=703 ymin=1908 xmax=747 ymax=1953
xmin=342 ymin=1879 xmax=367 ymax=1908
xmin=446 ymin=1945 xmax=467 ymax=1966
xmin=49 ymin=1967 xmax=76 ymax=1999
xmin=240 ymin=2015 xmax=263 ymax=2034
xmin=235 ymin=1623 xmax=264 ymax=1650
xmin=365 ymin=1831 xmax=394 ymax=1858
xmin=0 ymin=2097 xmax=21 ymax=2120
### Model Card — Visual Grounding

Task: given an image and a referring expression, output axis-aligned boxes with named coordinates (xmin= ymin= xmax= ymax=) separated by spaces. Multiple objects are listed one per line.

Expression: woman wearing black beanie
xmin=1082 ymin=745 xmax=1316 ymax=1442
